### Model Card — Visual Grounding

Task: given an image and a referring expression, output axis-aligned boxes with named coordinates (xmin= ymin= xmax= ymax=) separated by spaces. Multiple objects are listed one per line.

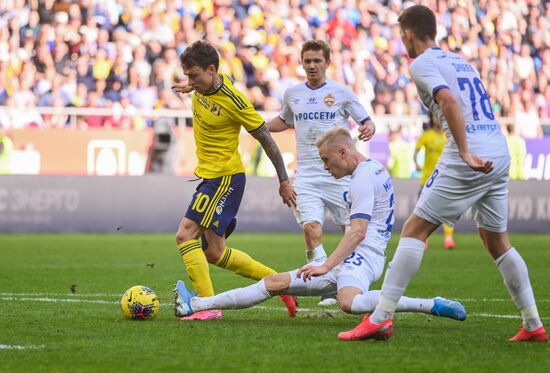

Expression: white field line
xmin=2 ymin=293 xmax=549 ymax=303
xmin=1 ymin=297 xmax=116 ymax=304
xmin=3 ymin=296 xmax=540 ymax=320
xmin=253 ymin=306 xmax=524 ymax=319
xmin=458 ymin=298 xmax=550 ymax=303
xmin=0 ymin=292 xmax=121 ymax=297
xmin=470 ymin=313 xmax=521 ymax=319
xmin=0 ymin=344 xmax=45 ymax=350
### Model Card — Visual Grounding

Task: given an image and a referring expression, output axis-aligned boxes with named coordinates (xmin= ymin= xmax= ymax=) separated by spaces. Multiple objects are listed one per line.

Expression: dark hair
xmin=301 ymin=40 xmax=331 ymax=61
xmin=180 ymin=40 xmax=219 ymax=70
xmin=398 ymin=5 xmax=437 ymax=42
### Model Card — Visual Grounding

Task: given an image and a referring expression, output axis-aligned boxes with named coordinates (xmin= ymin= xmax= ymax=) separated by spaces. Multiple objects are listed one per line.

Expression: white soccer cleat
xmin=318 ymin=294 xmax=339 ymax=306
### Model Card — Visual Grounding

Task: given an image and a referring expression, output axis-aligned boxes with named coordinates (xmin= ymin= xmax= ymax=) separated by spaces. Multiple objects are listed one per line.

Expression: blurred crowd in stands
xmin=0 ymin=0 xmax=548 ymax=138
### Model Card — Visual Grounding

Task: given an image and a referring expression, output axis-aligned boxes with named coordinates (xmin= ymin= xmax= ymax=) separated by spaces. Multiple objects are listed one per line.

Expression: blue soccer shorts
xmin=185 ymin=173 xmax=245 ymax=236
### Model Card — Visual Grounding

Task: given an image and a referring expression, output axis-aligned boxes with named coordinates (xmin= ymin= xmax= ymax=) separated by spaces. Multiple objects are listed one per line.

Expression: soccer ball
xmin=120 ymin=285 xmax=160 ymax=320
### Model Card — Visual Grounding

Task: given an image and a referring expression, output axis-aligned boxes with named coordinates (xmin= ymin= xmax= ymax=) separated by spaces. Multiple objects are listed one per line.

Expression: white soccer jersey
xmin=346 ymin=159 xmax=394 ymax=256
xmin=280 ymin=79 xmax=371 ymax=176
xmin=409 ymin=48 xmax=509 ymax=165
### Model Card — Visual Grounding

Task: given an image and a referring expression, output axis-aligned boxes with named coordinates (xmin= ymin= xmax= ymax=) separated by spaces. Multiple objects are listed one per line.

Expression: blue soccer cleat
xmin=173 ymin=280 xmax=197 ymax=318
xmin=430 ymin=297 xmax=467 ymax=321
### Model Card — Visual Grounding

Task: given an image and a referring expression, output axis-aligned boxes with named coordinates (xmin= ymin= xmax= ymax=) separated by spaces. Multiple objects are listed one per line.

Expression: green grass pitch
xmin=1 ymin=233 xmax=549 ymax=372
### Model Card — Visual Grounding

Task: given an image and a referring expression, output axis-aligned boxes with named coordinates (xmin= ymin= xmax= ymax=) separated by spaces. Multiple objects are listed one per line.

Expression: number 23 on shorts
xmin=344 ymin=252 xmax=366 ymax=266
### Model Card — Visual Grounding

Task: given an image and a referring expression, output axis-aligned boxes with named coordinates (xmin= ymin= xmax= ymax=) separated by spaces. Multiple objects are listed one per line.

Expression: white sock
xmin=521 ymin=305 xmax=542 ymax=331
xmin=370 ymin=237 xmax=425 ymax=324
xmin=306 ymin=244 xmax=327 ymax=263
xmin=351 ymin=290 xmax=434 ymax=315
xmin=191 ymin=280 xmax=271 ymax=312
xmin=395 ymin=296 xmax=434 ymax=314
xmin=350 ymin=290 xmax=379 ymax=314
xmin=495 ymin=248 xmax=542 ymax=331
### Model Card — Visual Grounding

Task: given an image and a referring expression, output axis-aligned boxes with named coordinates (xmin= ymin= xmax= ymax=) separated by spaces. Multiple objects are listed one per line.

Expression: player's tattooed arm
xmin=251 ymin=124 xmax=297 ymax=207
xmin=251 ymin=124 xmax=288 ymax=182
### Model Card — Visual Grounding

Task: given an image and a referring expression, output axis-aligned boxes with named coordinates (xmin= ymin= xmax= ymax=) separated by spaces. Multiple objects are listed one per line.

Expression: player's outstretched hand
xmin=461 ymin=152 xmax=493 ymax=174
xmin=279 ymin=180 xmax=297 ymax=208
xmin=171 ymin=82 xmax=194 ymax=94
xmin=358 ymin=121 xmax=376 ymax=141
xmin=296 ymin=264 xmax=330 ymax=281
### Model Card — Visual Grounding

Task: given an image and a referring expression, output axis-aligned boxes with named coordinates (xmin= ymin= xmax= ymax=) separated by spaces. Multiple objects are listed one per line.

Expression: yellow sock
xmin=443 ymin=224 xmax=454 ymax=239
xmin=178 ymin=239 xmax=214 ymax=297
xmin=215 ymin=247 xmax=276 ymax=281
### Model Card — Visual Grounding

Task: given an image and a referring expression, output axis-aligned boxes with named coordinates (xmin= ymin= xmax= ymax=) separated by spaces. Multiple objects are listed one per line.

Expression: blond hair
xmin=316 ymin=128 xmax=354 ymax=149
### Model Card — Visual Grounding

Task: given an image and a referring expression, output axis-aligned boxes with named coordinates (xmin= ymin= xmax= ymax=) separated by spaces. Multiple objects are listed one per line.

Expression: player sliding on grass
xmin=175 ymin=128 xmax=466 ymax=325
xmin=341 ymin=5 xmax=547 ymax=343
xmin=268 ymin=40 xmax=376 ymax=306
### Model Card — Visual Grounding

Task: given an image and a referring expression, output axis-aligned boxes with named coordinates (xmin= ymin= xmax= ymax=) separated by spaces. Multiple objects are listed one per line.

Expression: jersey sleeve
xmin=279 ymin=89 xmax=294 ymax=127
xmin=228 ymin=92 xmax=265 ymax=132
xmin=349 ymin=167 xmax=374 ymax=221
xmin=343 ymin=87 xmax=371 ymax=124
xmin=410 ymin=58 xmax=449 ymax=102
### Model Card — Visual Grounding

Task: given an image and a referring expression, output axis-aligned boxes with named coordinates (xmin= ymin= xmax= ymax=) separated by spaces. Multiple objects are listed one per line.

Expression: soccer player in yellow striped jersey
xmin=190 ymin=73 xmax=265 ymax=178
xmin=171 ymin=41 xmax=297 ymax=320
xmin=413 ymin=113 xmax=455 ymax=249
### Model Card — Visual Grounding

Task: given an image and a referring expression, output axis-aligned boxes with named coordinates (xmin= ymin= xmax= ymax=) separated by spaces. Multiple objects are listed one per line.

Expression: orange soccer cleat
xmin=509 ymin=325 xmax=548 ymax=342
xmin=338 ymin=315 xmax=393 ymax=341
xmin=444 ymin=237 xmax=455 ymax=250
xmin=280 ymin=295 xmax=297 ymax=318
xmin=179 ymin=310 xmax=223 ymax=321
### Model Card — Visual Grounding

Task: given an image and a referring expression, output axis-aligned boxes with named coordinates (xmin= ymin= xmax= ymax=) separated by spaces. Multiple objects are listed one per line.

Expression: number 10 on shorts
xmin=192 ymin=192 xmax=210 ymax=213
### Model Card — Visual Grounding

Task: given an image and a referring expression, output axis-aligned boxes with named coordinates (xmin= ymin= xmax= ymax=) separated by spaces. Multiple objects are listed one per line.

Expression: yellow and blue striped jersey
xmin=415 ymin=128 xmax=447 ymax=185
xmin=191 ymin=74 xmax=265 ymax=178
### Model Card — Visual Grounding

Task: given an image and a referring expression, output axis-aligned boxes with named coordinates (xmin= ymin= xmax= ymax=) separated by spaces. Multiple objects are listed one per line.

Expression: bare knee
xmin=303 ymin=222 xmax=322 ymax=249
xmin=265 ymin=273 xmax=291 ymax=295
xmin=175 ymin=231 xmax=189 ymax=246
xmin=202 ymin=231 xmax=226 ymax=263
xmin=338 ymin=287 xmax=362 ymax=314
xmin=338 ymin=295 xmax=354 ymax=314
xmin=175 ymin=219 xmax=201 ymax=245
xmin=201 ymin=249 xmax=218 ymax=263
xmin=203 ymin=238 xmax=225 ymax=263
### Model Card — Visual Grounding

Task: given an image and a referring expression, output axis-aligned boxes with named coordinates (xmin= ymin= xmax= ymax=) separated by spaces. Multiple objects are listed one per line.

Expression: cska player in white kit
xmin=175 ymin=128 xmax=466 ymax=324
xmin=268 ymin=40 xmax=375 ymax=305
xmin=339 ymin=5 xmax=547 ymax=343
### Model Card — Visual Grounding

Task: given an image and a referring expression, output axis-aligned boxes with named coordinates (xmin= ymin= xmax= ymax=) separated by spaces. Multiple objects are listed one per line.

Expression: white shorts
xmin=293 ymin=175 xmax=349 ymax=227
xmin=288 ymin=232 xmax=387 ymax=295
xmin=415 ymin=156 xmax=510 ymax=232
xmin=336 ymin=234 xmax=387 ymax=293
